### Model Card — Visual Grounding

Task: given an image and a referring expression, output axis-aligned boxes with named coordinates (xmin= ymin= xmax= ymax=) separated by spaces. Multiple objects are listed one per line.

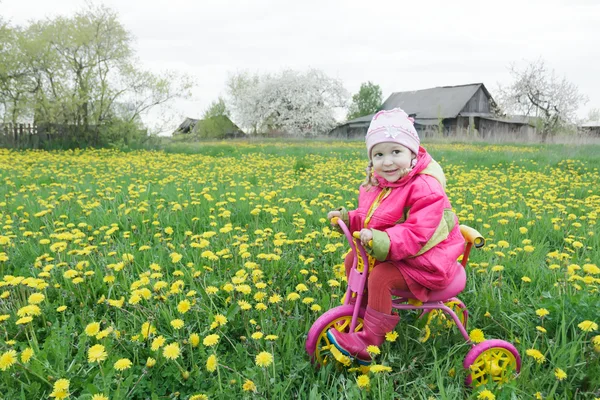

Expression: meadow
xmin=0 ymin=141 xmax=598 ymax=399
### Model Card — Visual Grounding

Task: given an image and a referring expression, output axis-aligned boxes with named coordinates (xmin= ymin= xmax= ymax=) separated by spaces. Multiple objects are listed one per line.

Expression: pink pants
xmin=344 ymin=253 xmax=409 ymax=314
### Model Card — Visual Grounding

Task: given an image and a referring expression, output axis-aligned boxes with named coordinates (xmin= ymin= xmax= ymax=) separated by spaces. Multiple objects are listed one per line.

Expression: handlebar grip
xmin=459 ymin=225 xmax=485 ymax=248
xmin=352 ymin=231 xmax=373 ymax=247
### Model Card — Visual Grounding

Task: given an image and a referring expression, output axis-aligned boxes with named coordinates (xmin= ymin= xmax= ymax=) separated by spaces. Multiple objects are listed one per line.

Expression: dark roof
xmin=380 ymin=83 xmax=493 ymax=119
xmin=173 ymin=116 xmax=244 ymax=135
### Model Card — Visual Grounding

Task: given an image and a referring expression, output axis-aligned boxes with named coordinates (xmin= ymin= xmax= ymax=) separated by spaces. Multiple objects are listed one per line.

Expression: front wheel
xmin=463 ymin=339 xmax=521 ymax=387
xmin=305 ymin=305 xmax=365 ymax=366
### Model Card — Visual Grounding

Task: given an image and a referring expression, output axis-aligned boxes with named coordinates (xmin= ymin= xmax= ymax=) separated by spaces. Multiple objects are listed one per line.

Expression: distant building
xmin=173 ymin=116 xmax=245 ymax=139
xmin=579 ymin=120 xmax=600 ymax=136
xmin=330 ymin=83 xmax=536 ymax=139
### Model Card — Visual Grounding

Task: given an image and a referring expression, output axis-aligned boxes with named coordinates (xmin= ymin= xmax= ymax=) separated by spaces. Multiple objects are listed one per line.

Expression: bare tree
xmin=497 ymin=58 xmax=588 ymax=141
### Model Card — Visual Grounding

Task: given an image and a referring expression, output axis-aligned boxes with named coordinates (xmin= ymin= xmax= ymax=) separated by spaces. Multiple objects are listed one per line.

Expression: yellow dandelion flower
xmin=56 ymin=305 xmax=67 ymax=312
xmin=91 ymin=394 xmax=109 ymax=400
xmin=146 ymin=357 xmax=156 ymax=367
xmin=141 ymin=322 xmax=156 ymax=339
xmin=0 ymin=350 xmax=17 ymax=371
xmin=85 ymin=322 xmax=101 ymax=336
xmin=177 ymin=299 xmax=191 ymax=314
xmin=189 ymin=333 xmax=200 ymax=347
xmin=214 ymin=314 xmax=227 ymax=326
xmin=578 ymin=320 xmax=598 ymax=332
xmin=21 ymin=347 xmax=34 ymax=363
xmin=469 ymin=329 xmax=486 ymax=343
xmin=206 ymin=354 xmax=218 ymax=372
xmin=151 ymin=335 xmax=166 ymax=351
xmin=251 ymin=332 xmax=264 ymax=340
xmin=16 ymin=316 xmax=33 ymax=325
xmin=88 ymin=344 xmax=108 ymax=363
xmin=114 ymin=358 xmax=132 ymax=371
xmin=525 ymin=348 xmax=546 ymax=363
xmin=554 ymin=367 xmax=567 ymax=381
xmin=189 ymin=395 xmax=208 ymax=400
xmin=356 ymin=374 xmax=370 ymax=389
xmin=163 ymin=342 xmax=180 ymax=360
xmin=477 ymin=389 xmax=495 ymax=400
xmin=170 ymin=319 xmax=184 ymax=329
xmin=536 ymin=326 xmax=547 ymax=333
xmin=385 ymin=331 xmax=398 ymax=342
xmin=28 ymin=292 xmax=45 ymax=304
xmin=521 ymin=276 xmax=532 ymax=282
xmin=255 ymin=351 xmax=273 ymax=367
xmin=203 ymin=334 xmax=219 ymax=347
xmin=370 ymin=364 xmax=392 ymax=373
xmin=242 ymin=379 xmax=257 ymax=392
xmin=366 ymin=345 xmax=380 ymax=355
xmin=535 ymin=308 xmax=549 ymax=317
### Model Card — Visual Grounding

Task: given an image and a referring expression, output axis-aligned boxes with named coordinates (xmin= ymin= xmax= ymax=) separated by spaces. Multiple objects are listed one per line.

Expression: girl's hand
xmin=327 ymin=210 xmax=341 ymax=223
xmin=359 ymin=229 xmax=373 ymax=246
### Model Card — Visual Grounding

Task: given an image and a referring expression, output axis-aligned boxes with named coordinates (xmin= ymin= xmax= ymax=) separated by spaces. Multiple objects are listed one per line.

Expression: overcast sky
xmin=2 ymin=0 xmax=599 ymax=133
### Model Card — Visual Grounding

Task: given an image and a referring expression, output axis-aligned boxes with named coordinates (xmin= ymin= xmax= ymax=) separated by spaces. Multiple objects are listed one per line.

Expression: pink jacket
xmin=344 ymin=146 xmax=464 ymax=301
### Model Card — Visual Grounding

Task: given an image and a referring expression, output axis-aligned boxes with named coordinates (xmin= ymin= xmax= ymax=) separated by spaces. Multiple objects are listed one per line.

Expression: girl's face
xmin=371 ymin=142 xmax=414 ymax=183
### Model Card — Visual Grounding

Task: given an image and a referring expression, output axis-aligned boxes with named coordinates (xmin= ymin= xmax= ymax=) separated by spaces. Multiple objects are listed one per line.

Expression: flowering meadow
xmin=0 ymin=141 xmax=599 ymax=399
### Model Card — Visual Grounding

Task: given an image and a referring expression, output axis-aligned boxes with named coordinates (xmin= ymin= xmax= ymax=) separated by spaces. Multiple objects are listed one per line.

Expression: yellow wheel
xmin=463 ymin=340 xmax=521 ymax=387
xmin=306 ymin=305 xmax=365 ymax=366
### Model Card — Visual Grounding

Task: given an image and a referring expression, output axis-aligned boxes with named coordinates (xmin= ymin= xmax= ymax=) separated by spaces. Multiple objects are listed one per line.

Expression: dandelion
xmin=146 ymin=357 xmax=156 ymax=367
xmin=16 ymin=316 xmax=33 ymax=325
xmin=251 ymin=332 xmax=264 ymax=340
xmin=189 ymin=395 xmax=209 ymax=400
xmin=523 ymin=245 xmax=535 ymax=253
xmin=370 ymin=364 xmax=392 ymax=373
xmin=356 ymin=374 xmax=370 ymax=389
xmin=151 ymin=336 xmax=166 ymax=351
xmin=578 ymin=320 xmax=598 ymax=332
xmin=214 ymin=314 xmax=227 ymax=326
xmin=49 ymin=378 xmax=70 ymax=399
xmin=88 ymin=344 xmax=108 ymax=363
xmin=21 ymin=347 xmax=34 ymax=363
xmin=535 ymin=308 xmax=549 ymax=317
xmin=469 ymin=329 xmax=486 ymax=343
xmin=242 ymin=379 xmax=257 ymax=392
xmin=526 ymin=348 xmax=546 ymax=363
xmin=91 ymin=395 xmax=109 ymax=400
xmin=189 ymin=333 xmax=200 ymax=347
xmin=177 ymin=300 xmax=191 ymax=314
xmin=163 ymin=343 xmax=180 ymax=360
xmin=366 ymin=345 xmax=380 ymax=355
xmin=206 ymin=354 xmax=218 ymax=372
xmin=491 ymin=265 xmax=504 ymax=272
xmin=85 ymin=322 xmax=101 ymax=336
xmin=28 ymin=292 xmax=45 ymax=304
xmin=170 ymin=319 xmax=184 ymax=329
xmin=114 ymin=358 xmax=132 ymax=371
xmin=203 ymin=334 xmax=219 ymax=347
xmin=519 ymin=227 xmax=528 ymax=234
xmin=255 ymin=351 xmax=273 ymax=367
xmin=536 ymin=326 xmax=547 ymax=333
xmin=0 ymin=350 xmax=17 ymax=371
xmin=265 ymin=334 xmax=278 ymax=341
xmin=141 ymin=322 xmax=156 ymax=339
xmin=170 ymin=252 xmax=182 ymax=263
xmin=554 ymin=367 xmax=567 ymax=381
xmin=477 ymin=389 xmax=495 ymax=400
xmin=385 ymin=331 xmax=398 ymax=342
xmin=286 ymin=292 xmax=300 ymax=301
xmin=497 ymin=240 xmax=509 ymax=248
xmin=56 ymin=305 xmax=67 ymax=312
xmin=521 ymin=276 xmax=532 ymax=282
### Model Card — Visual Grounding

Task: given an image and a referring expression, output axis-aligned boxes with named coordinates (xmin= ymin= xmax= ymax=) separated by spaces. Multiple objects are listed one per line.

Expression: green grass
xmin=0 ymin=141 xmax=598 ymax=399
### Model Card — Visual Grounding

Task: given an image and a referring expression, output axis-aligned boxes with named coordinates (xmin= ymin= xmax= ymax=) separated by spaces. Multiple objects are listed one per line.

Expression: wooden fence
xmin=0 ymin=123 xmax=87 ymax=149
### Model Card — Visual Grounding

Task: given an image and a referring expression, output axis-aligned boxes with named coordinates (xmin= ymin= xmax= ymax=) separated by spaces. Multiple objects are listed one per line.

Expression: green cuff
xmin=369 ymin=229 xmax=390 ymax=261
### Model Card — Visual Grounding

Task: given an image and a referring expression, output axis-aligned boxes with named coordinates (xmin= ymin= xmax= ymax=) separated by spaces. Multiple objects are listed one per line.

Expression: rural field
xmin=0 ymin=141 xmax=599 ymax=399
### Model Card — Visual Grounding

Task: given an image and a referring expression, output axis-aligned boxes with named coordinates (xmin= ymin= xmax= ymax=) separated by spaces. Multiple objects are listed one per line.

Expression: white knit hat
xmin=365 ymin=108 xmax=420 ymax=159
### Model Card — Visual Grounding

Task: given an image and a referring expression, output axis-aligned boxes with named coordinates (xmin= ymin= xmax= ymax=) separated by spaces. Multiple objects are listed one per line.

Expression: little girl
xmin=327 ymin=108 xmax=465 ymax=364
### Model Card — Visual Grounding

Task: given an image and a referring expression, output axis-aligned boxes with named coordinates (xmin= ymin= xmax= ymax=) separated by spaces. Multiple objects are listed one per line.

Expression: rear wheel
xmin=463 ymin=339 xmax=521 ymax=387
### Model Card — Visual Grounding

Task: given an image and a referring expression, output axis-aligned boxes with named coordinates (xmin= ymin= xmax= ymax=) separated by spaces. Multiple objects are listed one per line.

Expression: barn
xmin=330 ymin=83 xmax=536 ymax=139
